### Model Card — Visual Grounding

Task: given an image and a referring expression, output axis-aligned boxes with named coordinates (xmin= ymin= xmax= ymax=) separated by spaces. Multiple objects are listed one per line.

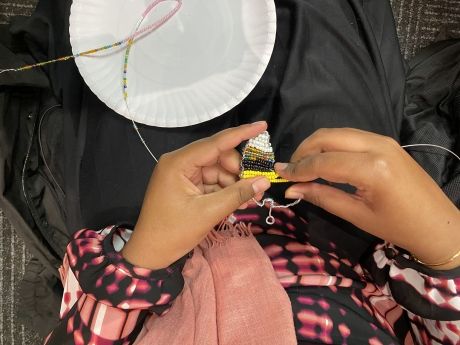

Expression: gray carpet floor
xmin=0 ymin=211 xmax=40 ymax=345
xmin=0 ymin=0 xmax=459 ymax=344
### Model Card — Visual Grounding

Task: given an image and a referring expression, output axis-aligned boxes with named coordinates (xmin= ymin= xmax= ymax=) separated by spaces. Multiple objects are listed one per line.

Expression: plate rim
xmin=69 ymin=0 xmax=277 ymax=128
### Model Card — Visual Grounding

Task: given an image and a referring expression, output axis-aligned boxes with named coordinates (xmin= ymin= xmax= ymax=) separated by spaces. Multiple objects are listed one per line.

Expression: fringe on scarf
xmin=200 ymin=219 xmax=253 ymax=249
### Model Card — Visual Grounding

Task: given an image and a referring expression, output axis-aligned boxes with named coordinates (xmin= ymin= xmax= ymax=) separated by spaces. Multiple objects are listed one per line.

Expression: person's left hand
xmin=122 ymin=122 xmax=271 ymax=269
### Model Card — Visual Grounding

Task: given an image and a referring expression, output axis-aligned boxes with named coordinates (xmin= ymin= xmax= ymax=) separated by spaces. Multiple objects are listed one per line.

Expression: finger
xmin=202 ymin=165 xmax=238 ymax=187
xmin=198 ymin=177 xmax=271 ymax=220
xmin=254 ymin=192 xmax=264 ymax=201
xmin=177 ymin=121 xmax=268 ymax=167
xmin=275 ymin=152 xmax=370 ymax=188
xmin=238 ymin=202 xmax=249 ymax=210
xmin=235 ymin=191 xmax=264 ymax=209
xmin=203 ymin=184 xmax=222 ymax=194
xmin=218 ymin=149 xmax=242 ymax=175
xmin=290 ymin=128 xmax=392 ymax=163
xmin=285 ymin=182 xmax=371 ymax=229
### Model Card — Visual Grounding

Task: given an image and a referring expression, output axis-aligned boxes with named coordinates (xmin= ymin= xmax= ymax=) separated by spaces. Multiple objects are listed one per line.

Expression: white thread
xmin=124 ymin=9 xmax=163 ymax=163
xmin=402 ymin=143 xmax=460 ymax=162
xmin=252 ymin=197 xmax=302 ymax=225
xmin=0 ymin=69 xmax=17 ymax=75
xmin=131 ymin=120 xmax=159 ymax=162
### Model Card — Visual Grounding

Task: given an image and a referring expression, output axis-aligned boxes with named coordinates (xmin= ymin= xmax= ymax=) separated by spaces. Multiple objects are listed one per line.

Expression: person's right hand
xmin=122 ymin=122 xmax=271 ymax=270
xmin=275 ymin=128 xmax=460 ymax=269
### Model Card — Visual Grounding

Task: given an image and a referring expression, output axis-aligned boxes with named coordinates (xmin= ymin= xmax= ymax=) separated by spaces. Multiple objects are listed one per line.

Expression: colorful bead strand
xmin=122 ymin=0 xmax=182 ymax=101
xmin=0 ymin=0 xmax=183 ymax=163
xmin=0 ymin=0 xmax=182 ymax=77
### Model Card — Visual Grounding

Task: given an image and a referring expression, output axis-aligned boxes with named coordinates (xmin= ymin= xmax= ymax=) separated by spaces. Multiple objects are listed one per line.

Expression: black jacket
xmin=0 ymin=22 xmax=67 ymax=335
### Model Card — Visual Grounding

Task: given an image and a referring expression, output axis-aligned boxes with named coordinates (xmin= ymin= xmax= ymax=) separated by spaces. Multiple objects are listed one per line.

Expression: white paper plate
xmin=69 ymin=0 xmax=277 ymax=127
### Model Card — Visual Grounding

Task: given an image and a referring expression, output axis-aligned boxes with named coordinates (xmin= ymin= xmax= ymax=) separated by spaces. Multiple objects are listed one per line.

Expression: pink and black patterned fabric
xmin=44 ymin=206 xmax=460 ymax=344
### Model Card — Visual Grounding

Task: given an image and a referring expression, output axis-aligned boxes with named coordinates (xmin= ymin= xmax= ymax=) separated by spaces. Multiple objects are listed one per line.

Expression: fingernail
xmin=285 ymin=191 xmax=303 ymax=199
xmin=252 ymin=178 xmax=271 ymax=194
xmin=275 ymin=162 xmax=288 ymax=171
xmin=251 ymin=121 xmax=267 ymax=127
xmin=238 ymin=203 xmax=248 ymax=210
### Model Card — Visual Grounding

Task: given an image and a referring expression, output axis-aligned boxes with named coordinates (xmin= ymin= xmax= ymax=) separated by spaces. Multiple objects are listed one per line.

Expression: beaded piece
xmin=240 ymin=132 xmax=300 ymax=225
xmin=240 ymin=131 xmax=289 ymax=183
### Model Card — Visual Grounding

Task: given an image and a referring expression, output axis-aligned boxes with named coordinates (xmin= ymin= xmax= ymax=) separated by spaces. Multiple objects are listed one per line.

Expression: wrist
xmin=408 ymin=212 xmax=460 ymax=270
xmin=429 ymin=255 xmax=460 ymax=270
xmin=122 ymin=224 xmax=183 ymax=270
xmin=411 ymin=249 xmax=460 ymax=270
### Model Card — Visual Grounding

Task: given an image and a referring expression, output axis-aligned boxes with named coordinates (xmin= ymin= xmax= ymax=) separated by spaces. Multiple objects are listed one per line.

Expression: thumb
xmin=199 ymin=177 xmax=271 ymax=221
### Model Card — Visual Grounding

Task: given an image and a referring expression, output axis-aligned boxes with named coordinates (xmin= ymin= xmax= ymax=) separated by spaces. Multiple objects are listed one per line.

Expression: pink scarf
xmin=134 ymin=221 xmax=297 ymax=345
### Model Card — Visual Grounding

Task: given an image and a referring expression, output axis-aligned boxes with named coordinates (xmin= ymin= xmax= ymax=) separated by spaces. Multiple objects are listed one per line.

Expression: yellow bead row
xmin=240 ymin=170 xmax=289 ymax=183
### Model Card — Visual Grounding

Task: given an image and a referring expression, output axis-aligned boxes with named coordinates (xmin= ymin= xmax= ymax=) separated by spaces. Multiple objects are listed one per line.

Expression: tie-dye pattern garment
xmin=44 ymin=205 xmax=460 ymax=345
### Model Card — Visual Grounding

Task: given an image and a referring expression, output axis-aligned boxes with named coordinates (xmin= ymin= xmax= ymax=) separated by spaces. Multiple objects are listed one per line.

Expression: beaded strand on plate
xmin=122 ymin=0 xmax=183 ymax=162
xmin=0 ymin=0 xmax=182 ymax=79
xmin=0 ymin=0 xmax=183 ymax=162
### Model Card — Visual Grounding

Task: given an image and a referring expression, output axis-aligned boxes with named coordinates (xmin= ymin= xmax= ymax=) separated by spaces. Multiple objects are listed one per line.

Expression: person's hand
xmin=122 ymin=122 xmax=271 ymax=269
xmin=275 ymin=128 xmax=460 ymax=269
